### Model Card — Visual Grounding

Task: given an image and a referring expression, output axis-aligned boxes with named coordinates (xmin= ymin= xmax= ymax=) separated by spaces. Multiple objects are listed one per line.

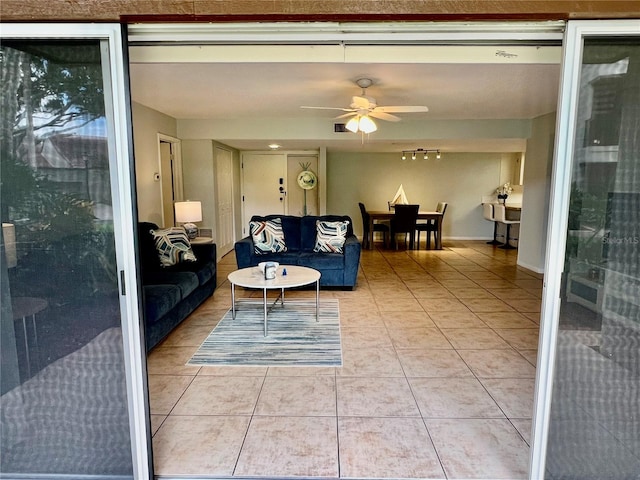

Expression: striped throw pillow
xmin=314 ymin=220 xmax=349 ymax=253
xmin=151 ymin=227 xmax=197 ymax=267
xmin=250 ymin=218 xmax=288 ymax=254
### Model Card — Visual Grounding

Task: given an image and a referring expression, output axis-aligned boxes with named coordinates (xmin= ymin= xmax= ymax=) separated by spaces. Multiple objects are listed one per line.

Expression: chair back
xmin=494 ymin=204 xmax=507 ymax=223
xmin=392 ymin=204 xmax=420 ymax=232
xmin=358 ymin=202 xmax=370 ymax=233
xmin=436 ymin=202 xmax=448 ymax=215
xmin=483 ymin=203 xmax=494 ymax=221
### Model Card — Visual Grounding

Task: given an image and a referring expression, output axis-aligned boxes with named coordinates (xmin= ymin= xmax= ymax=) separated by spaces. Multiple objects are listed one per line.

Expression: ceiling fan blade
xmin=351 ymin=96 xmax=372 ymax=109
xmin=369 ymin=111 xmax=401 ymax=122
xmin=375 ymin=105 xmax=429 ymax=113
xmin=300 ymin=106 xmax=355 ymax=112
xmin=335 ymin=112 xmax=358 ymax=119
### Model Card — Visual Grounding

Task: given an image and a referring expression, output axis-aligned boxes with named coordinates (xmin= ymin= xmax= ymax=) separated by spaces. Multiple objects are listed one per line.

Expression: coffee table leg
xmin=281 ymin=288 xmax=285 ymax=308
xmin=316 ymin=279 xmax=319 ymax=322
xmin=231 ymin=283 xmax=236 ymax=319
xmin=263 ymin=288 xmax=268 ymax=336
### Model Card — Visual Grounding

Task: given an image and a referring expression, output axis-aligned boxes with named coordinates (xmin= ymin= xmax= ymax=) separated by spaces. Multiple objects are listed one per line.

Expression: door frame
xmin=157 ymin=133 xmax=184 ymax=227
xmin=529 ymin=19 xmax=640 ymax=479
xmin=130 ymin=21 xmax=569 ymax=479
xmin=1 ymin=22 xmax=151 ymax=479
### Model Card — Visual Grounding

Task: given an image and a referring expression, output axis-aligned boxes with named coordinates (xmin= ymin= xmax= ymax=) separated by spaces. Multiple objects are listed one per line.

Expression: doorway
xmin=158 ymin=134 xmax=183 ymax=228
xmin=129 ymin=21 xmax=556 ymax=475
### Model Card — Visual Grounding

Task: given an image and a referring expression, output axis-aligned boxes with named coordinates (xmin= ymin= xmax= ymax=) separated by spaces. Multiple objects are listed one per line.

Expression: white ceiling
xmin=128 ymin=44 xmax=561 ymax=153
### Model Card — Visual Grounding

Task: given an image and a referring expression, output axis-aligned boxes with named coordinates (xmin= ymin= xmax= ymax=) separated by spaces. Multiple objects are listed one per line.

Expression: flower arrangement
xmin=496 ymin=182 xmax=513 ymax=196
xmin=496 ymin=182 xmax=513 ymax=203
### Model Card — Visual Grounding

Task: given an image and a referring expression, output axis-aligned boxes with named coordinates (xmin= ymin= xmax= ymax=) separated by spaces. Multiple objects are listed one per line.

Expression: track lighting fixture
xmin=400 ymin=148 xmax=441 ymax=161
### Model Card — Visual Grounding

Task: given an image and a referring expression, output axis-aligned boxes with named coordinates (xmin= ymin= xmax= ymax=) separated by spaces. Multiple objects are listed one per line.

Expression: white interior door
xmin=215 ymin=146 xmax=234 ymax=256
xmin=241 ymin=153 xmax=287 ymax=235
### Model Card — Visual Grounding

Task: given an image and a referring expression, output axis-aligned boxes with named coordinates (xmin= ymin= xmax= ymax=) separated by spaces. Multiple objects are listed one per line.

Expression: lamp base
xmin=182 ymin=223 xmax=198 ymax=240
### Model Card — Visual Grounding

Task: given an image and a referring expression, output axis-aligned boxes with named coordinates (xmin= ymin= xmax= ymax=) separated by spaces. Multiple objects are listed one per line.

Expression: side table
xmin=190 ymin=236 xmax=214 ymax=245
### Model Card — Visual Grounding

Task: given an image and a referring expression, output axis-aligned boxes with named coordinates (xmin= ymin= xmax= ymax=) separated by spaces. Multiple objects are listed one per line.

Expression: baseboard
xmin=516 ymin=260 xmax=545 ymax=274
xmin=445 ymin=236 xmax=494 ymax=241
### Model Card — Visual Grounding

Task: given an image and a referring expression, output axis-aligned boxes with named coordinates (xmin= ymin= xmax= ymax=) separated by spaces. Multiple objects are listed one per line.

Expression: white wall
xmin=518 ymin=112 xmax=556 ymax=273
xmin=132 ymin=102 xmax=177 ymax=226
xmin=181 ymin=140 xmax=243 ymax=247
xmin=326 ymin=151 xmax=513 ymax=239
xmin=181 ymin=140 xmax=216 ymax=233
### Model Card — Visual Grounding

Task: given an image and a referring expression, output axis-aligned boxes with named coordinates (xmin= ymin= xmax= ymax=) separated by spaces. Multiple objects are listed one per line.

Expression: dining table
xmin=366 ymin=210 xmax=444 ymax=250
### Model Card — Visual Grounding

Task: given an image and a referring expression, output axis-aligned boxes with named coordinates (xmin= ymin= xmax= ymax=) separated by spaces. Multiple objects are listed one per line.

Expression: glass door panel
xmin=535 ymin=22 xmax=640 ymax=480
xmin=1 ymin=27 xmax=148 ymax=478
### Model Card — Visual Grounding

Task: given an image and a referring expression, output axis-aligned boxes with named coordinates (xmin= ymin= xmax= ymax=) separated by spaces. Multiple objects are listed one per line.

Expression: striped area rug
xmin=187 ymin=299 xmax=341 ymax=366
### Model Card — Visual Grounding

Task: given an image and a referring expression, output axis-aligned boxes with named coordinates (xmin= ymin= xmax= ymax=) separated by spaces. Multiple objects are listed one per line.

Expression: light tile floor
xmin=148 ymin=240 xmax=542 ymax=479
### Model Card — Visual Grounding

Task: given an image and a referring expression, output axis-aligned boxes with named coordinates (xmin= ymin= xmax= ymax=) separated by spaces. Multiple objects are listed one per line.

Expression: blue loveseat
xmin=137 ymin=222 xmax=217 ymax=351
xmin=234 ymin=214 xmax=361 ymax=289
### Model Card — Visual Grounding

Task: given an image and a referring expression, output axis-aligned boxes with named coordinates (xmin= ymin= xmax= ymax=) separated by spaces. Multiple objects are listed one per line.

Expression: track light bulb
xmin=411 ymin=152 xmax=416 ymax=160
xmin=436 ymin=151 xmax=441 ymax=159
xmin=401 ymin=152 xmax=406 ymax=160
xmin=424 ymin=153 xmax=428 ymax=160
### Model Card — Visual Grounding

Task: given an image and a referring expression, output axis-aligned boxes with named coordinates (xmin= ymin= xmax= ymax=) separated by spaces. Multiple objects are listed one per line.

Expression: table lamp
xmin=174 ymin=201 xmax=202 ymax=240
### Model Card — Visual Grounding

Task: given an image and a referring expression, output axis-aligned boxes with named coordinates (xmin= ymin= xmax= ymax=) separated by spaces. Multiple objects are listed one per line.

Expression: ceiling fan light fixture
xmin=345 ymin=116 xmax=360 ymax=133
xmin=359 ymin=115 xmax=377 ymax=134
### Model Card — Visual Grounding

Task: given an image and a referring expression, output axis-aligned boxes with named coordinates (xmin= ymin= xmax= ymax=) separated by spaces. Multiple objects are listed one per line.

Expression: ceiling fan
xmin=300 ymin=78 xmax=429 ymax=133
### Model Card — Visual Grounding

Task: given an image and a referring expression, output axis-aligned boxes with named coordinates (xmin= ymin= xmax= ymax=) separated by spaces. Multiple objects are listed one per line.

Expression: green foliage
xmin=2 ymin=42 xmax=116 ymax=301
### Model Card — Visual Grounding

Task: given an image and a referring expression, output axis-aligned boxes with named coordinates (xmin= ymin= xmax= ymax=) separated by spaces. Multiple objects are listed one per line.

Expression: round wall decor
xmin=297 ymin=170 xmax=317 ymax=190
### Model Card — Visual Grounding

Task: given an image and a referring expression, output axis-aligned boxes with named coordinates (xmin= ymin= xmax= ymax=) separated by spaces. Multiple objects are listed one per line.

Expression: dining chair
xmin=483 ymin=203 xmax=502 ymax=245
xmin=416 ymin=202 xmax=447 ymax=249
xmin=359 ymin=202 xmax=389 ymax=249
xmin=390 ymin=204 xmax=419 ymax=249
xmin=493 ymin=204 xmax=520 ymax=249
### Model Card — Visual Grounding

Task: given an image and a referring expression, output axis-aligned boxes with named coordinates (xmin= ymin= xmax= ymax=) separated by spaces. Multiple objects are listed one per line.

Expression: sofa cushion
xmin=138 ymin=222 xmax=162 ymax=274
xmin=163 ymin=260 xmax=215 ymax=286
xmin=143 ymin=271 xmax=199 ymax=298
xmin=313 ymin=220 xmax=350 ymax=253
xmin=150 ymin=227 xmax=197 ymax=266
xmin=143 ymin=284 xmax=182 ymax=326
xmin=300 ymin=215 xmax=354 ymax=251
xmin=250 ymin=218 xmax=288 ymax=254
xmin=298 ymin=252 xmax=344 ymax=270
xmin=251 ymin=215 xmax=302 ymax=251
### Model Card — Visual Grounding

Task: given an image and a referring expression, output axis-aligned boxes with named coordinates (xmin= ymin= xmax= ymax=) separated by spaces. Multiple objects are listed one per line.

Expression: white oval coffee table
xmin=228 ymin=265 xmax=321 ymax=336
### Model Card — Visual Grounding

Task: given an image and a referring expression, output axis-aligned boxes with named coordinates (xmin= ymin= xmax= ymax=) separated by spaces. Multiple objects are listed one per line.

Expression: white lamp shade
xmin=345 ymin=117 xmax=359 ymax=133
xmin=358 ymin=115 xmax=377 ymax=133
xmin=174 ymin=201 xmax=202 ymax=223
xmin=2 ymin=223 xmax=17 ymax=268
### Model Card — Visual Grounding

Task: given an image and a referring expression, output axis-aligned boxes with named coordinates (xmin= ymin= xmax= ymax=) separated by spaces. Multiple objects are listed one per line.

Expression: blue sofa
xmin=137 ymin=222 xmax=217 ymax=351
xmin=234 ymin=214 xmax=361 ymax=289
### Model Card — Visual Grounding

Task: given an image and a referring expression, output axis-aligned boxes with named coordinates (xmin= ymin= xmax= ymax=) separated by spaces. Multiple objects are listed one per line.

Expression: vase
xmin=498 ymin=194 xmax=508 ymax=204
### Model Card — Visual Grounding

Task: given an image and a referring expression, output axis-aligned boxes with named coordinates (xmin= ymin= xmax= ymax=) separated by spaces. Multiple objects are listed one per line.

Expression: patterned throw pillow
xmin=150 ymin=227 xmax=197 ymax=267
xmin=250 ymin=218 xmax=288 ymax=254
xmin=314 ymin=220 xmax=349 ymax=253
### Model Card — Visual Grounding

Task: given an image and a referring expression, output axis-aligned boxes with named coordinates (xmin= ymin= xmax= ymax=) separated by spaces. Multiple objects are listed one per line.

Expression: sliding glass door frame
xmin=530 ymin=19 xmax=640 ymax=480
xmin=1 ymin=23 xmax=151 ymax=479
